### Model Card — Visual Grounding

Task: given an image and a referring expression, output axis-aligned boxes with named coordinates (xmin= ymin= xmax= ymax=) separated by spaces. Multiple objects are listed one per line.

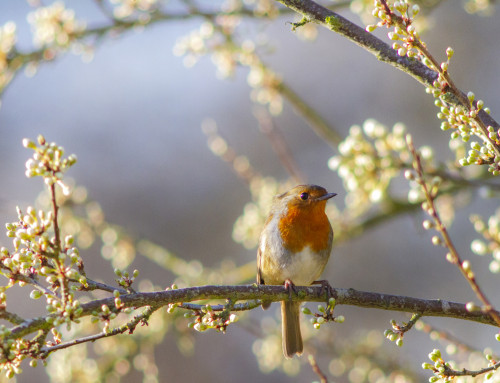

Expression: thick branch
xmin=7 ymin=285 xmax=499 ymax=341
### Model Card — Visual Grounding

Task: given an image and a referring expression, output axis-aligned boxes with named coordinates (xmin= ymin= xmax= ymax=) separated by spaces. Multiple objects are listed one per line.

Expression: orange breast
xmin=278 ymin=203 xmax=331 ymax=253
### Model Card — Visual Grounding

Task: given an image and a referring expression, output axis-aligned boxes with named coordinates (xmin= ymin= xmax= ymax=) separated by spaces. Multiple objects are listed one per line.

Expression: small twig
xmin=49 ymin=183 xmax=61 ymax=253
xmin=308 ymin=354 xmax=328 ymax=383
xmin=38 ymin=305 xmax=158 ymax=357
xmin=443 ymin=360 xmax=500 ymax=378
xmin=275 ymin=81 xmax=342 ymax=147
xmin=254 ymin=107 xmax=305 ymax=184
xmin=78 ymin=278 xmax=128 ymax=294
xmin=7 ymin=273 xmax=57 ymax=298
xmin=417 ymin=319 xmax=485 ymax=354
xmin=392 ymin=313 xmax=421 ymax=335
xmin=49 ymin=182 xmax=70 ymax=306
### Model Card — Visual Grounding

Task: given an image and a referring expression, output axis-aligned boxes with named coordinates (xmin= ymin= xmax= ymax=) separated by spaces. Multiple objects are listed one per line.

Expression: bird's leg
xmin=283 ymin=279 xmax=298 ymax=300
xmin=311 ymin=280 xmax=335 ymax=301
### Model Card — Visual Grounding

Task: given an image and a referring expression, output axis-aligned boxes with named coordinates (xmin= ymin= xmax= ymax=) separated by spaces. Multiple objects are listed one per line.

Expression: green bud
xmin=429 ymin=349 xmax=441 ymax=361
xmin=404 ymin=170 xmax=415 ymax=180
xmin=23 ymin=138 xmax=37 ymax=149
xmin=335 ymin=315 xmax=345 ymax=323
xmin=431 ymin=236 xmax=442 ymax=246
xmin=65 ymin=235 xmax=74 ymax=246
xmin=30 ymin=290 xmax=42 ymax=300
xmin=302 ymin=307 xmax=312 ymax=315
xmin=396 ymin=338 xmax=403 ymax=347
xmin=422 ymin=220 xmax=434 ymax=230
xmin=465 ymin=302 xmax=479 ymax=312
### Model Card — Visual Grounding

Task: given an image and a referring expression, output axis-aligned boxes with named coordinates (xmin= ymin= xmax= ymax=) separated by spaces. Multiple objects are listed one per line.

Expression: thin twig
xmin=407 ymin=136 xmax=500 ymax=327
xmin=80 ymin=278 xmax=128 ymax=294
xmin=308 ymin=354 xmax=328 ymax=383
xmin=417 ymin=319 xmax=486 ymax=355
xmin=276 ymin=81 xmax=342 ymax=147
xmin=443 ymin=361 xmax=500 ymax=378
xmin=39 ymin=305 xmax=159 ymax=357
xmin=254 ymin=107 xmax=306 ymax=184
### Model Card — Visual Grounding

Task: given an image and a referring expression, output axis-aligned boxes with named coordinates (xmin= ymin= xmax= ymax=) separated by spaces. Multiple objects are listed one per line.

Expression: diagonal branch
xmin=273 ymin=0 xmax=499 ymax=130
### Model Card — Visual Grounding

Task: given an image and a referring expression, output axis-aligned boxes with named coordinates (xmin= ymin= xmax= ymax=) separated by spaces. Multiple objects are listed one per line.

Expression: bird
xmin=257 ymin=184 xmax=336 ymax=358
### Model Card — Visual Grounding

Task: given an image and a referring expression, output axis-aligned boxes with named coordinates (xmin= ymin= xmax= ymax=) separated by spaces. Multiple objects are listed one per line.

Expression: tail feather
xmin=281 ymin=301 xmax=303 ymax=358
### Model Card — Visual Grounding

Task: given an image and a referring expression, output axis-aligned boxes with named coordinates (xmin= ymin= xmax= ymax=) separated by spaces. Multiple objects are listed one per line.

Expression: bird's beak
xmin=317 ymin=192 xmax=337 ymax=201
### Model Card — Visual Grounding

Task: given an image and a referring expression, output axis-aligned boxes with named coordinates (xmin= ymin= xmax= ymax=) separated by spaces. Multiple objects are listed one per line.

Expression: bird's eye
xmin=299 ymin=192 xmax=309 ymax=201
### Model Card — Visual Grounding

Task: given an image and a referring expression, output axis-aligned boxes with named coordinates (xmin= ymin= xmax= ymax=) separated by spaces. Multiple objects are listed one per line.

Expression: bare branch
xmin=308 ymin=354 xmax=328 ymax=383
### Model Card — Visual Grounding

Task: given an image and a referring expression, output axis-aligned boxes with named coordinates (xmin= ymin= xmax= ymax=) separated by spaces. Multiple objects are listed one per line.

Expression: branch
xmin=443 ymin=360 xmax=500 ymax=378
xmin=0 ymin=309 xmax=24 ymax=325
xmin=407 ymin=137 xmax=500 ymax=326
xmin=308 ymin=354 xmax=328 ymax=383
xmin=7 ymin=285 xmax=500 ymax=342
xmin=38 ymin=305 xmax=159 ymax=357
xmin=273 ymin=0 xmax=499 ymax=130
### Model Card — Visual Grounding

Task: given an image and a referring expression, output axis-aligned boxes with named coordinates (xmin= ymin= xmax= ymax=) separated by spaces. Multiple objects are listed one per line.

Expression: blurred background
xmin=0 ymin=0 xmax=499 ymax=382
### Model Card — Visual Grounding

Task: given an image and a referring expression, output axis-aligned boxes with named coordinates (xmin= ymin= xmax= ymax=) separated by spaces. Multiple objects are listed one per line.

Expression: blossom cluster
xmin=28 ymin=2 xmax=85 ymax=48
xmin=0 ymin=22 xmax=16 ymax=95
xmin=328 ymin=119 xmax=417 ymax=215
xmin=110 ymin=0 xmax=159 ymax=20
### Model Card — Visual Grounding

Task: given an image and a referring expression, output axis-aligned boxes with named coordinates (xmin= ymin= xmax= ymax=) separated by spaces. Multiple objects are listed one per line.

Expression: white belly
xmin=281 ymin=246 xmax=326 ymax=285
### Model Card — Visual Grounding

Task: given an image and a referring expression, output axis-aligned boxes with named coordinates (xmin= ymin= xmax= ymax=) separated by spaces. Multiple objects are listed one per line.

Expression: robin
xmin=257 ymin=184 xmax=336 ymax=358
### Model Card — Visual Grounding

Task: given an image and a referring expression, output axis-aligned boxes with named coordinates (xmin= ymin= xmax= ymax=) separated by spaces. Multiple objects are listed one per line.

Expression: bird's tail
xmin=281 ymin=300 xmax=303 ymax=358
